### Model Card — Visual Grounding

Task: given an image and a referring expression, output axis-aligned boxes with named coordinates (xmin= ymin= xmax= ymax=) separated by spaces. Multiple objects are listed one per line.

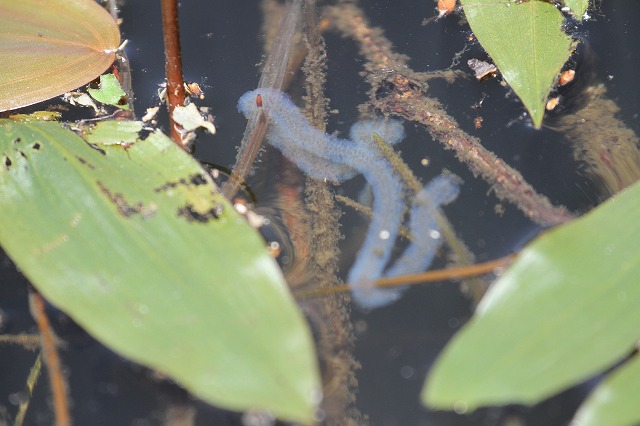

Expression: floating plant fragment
xmin=63 ymin=91 xmax=100 ymax=112
xmin=87 ymin=73 xmax=128 ymax=109
xmin=172 ymin=103 xmax=216 ymax=134
xmin=467 ymin=58 xmax=497 ymax=80
xmin=0 ymin=0 xmax=121 ymax=112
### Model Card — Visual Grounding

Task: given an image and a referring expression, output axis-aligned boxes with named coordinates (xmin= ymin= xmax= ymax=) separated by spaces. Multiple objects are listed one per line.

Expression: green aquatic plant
xmin=424 ymin=178 xmax=640 ymax=424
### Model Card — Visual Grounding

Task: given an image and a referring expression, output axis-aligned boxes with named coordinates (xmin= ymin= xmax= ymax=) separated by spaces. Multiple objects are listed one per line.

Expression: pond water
xmin=1 ymin=0 xmax=639 ymax=425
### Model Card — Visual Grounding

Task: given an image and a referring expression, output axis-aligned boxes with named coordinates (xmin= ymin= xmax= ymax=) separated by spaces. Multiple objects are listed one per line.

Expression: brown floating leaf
xmin=0 ymin=0 xmax=120 ymax=112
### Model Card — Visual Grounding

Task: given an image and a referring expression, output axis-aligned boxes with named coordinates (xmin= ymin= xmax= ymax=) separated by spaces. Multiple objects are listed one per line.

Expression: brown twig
xmin=0 ymin=334 xmax=41 ymax=350
xmin=373 ymin=76 xmax=575 ymax=226
xmin=293 ymin=254 xmax=515 ymax=300
xmin=328 ymin=4 xmax=575 ymax=227
xmin=222 ymin=0 xmax=303 ymax=200
xmin=161 ymin=0 xmax=187 ymax=148
xmin=30 ymin=292 xmax=71 ymax=426
xmin=222 ymin=110 xmax=269 ymax=199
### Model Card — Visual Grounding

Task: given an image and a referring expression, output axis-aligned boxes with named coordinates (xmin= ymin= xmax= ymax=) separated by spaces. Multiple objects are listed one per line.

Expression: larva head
xmin=237 ymin=88 xmax=289 ymax=118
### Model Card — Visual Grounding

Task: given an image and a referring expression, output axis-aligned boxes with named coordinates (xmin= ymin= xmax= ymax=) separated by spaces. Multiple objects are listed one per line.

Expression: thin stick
xmin=222 ymin=0 xmax=303 ymax=200
xmin=293 ymin=254 xmax=515 ymax=300
xmin=30 ymin=292 xmax=71 ymax=426
xmin=222 ymin=110 xmax=268 ymax=199
xmin=13 ymin=353 xmax=43 ymax=426
xmin=161 ymin=0 xmax=187 ymax=148
xmin=0 ymin=334 xmax=41 ymax=350
xmin=336 ymin=193 xmax=414 ymax=240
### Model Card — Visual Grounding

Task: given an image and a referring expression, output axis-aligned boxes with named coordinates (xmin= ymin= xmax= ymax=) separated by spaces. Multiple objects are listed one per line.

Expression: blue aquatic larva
xmin=238 ymin=89 xmax=459 ymax=308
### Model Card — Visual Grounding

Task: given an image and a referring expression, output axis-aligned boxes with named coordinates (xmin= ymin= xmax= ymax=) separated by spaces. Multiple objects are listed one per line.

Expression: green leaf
xmin=564 ymin=0 xmax=589 ymax=19
xmin=87 ymin=74 xmax=129 ymax=110
xmin=0 ymin=120 xmax=320 ymax=424
xmin=460 ymin=0 xmax=575 ymax=127
xmin=574 ymin=355 xmax=640 ymax=426
xmin=0 ymin=0 xmax=120 ymax=112
xmin=83 ymin=120 xmax=143 ymax=145
xmin=422 ymin=180 xmax=640 ymax=412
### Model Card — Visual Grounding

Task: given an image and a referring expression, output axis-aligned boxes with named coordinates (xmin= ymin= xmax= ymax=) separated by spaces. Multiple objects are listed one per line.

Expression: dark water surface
xmin=1 ymin=0 xmax=639 ymax=424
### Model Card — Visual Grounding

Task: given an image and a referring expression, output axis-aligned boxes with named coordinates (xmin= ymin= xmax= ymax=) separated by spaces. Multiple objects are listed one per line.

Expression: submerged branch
xmin=328 ymin=4 xmax=575 ymax=227
xmin=300 ymin=0 xmax=361 ymax=421
xmin=557 ymin=84 xmax=640 ymax=197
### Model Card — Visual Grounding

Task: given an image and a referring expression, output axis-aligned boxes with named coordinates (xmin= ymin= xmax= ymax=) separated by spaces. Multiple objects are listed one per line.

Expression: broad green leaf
xmin=461 ymin=0 xmax=575 ymax=127
xmin=83 ymin=120 xmax=143 ymax=145
xmin=573 ymin=355 xmax=640 ymax=426
xmin=423 ymin=180 xmax=640 ymax=411
xmin=0 ymin=0 xmax=120 ymax=112
xmin=87 ymin=74 xmax=129 ymax=110
xmin=0 ymin=120 xmax=320 ymax=424
xmin=564 ymin=0 xmax=589 ymax=19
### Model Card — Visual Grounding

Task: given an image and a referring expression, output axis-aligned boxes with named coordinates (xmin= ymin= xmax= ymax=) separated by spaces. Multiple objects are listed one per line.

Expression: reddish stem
xmin=161 ymin=0 xmax=187 ymax=149
xmin=30 ymin=292 xmax=71 ymax=426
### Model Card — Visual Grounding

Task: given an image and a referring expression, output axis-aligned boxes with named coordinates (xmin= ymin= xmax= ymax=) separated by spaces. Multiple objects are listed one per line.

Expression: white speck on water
xmin=429 ymin=230 xmax=441 ymax=239
xmin=453 ymin=400 xmax=468 ymax=414
xmin=400 ymin=365 xmax=415 ymax=379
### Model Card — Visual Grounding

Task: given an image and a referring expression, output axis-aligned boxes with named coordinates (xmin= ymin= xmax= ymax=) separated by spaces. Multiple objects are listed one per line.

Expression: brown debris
xmin=558 ymin=69 xmax=576 ymax=86
xmin=467 ymin=58 xmax=498 ymax=80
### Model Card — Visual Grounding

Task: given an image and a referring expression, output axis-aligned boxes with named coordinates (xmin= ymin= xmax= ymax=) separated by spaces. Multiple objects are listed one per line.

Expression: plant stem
xmin=30 ymin=292 xmax=71 ymax=426
xmin=222 ymin=0 xmax=303 ymax=200
xmin=161 ymin=0 xmax=186 ymax=148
